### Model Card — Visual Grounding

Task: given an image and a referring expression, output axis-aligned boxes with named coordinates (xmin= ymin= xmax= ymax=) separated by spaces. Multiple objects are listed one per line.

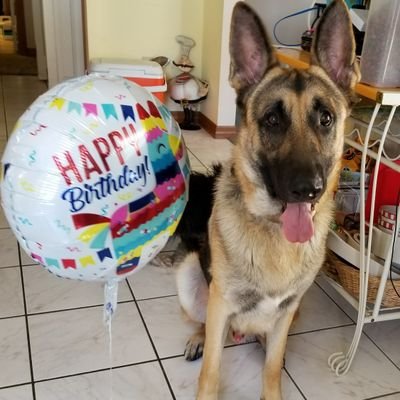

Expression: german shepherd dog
xmin=176 ymin=1 xmax=359 ymax=399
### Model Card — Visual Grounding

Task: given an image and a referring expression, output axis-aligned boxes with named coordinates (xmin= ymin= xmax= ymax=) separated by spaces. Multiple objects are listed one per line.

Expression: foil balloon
xmin=1 ymin=74 xmax=190 ymax=282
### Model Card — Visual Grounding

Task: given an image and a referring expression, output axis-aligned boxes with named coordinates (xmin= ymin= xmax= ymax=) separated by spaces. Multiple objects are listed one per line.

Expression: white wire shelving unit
xmin=324 ymin=92 xmax=400 ymax=376
xmin=276 ymin=48 xmax=400 ymax=378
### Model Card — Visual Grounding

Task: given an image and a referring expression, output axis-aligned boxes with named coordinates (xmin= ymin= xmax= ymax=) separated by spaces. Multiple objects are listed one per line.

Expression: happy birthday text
xmin=61 ymin=159 xmax=151 ymax=212
xmin=53 ymin=123 xmax=141 ymax=186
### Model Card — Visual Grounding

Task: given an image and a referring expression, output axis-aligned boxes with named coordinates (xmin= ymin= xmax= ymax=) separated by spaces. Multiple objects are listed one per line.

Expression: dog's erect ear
xmin=311 ymin=0 xmax=360 ymax=95
xmin=229 ymin=1 xmax=277 ymax=93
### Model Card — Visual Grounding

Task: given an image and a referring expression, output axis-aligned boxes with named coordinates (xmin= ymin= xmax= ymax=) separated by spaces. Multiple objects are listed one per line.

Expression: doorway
xmin=0 ymin=0 xmax=39 ymax=76
xmin=0 ymin=0 xmax=86 ymax=84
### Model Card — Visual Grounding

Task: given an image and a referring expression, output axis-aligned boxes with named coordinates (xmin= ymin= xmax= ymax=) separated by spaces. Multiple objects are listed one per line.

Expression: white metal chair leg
xmin=328 ymin=103 xmax=381 ymax=376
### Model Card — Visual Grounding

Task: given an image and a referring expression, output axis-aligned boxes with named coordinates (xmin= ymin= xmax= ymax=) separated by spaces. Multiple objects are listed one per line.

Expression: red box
xmin=365 ymin=160 xmax=400 ymax=223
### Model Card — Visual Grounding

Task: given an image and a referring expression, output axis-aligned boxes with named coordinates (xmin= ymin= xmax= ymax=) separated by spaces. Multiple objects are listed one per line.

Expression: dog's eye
xmin=265 ymin=112 xmax=279 ymax=127
xmin=320 ymin=110 xmax=333 ymax=127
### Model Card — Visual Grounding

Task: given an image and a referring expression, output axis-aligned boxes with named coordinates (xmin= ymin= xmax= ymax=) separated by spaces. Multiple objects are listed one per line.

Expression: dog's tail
xmin=176 ymin=164 xmax=222 ymax=251
xmin=176 ymin=252 xmax=208 ymax=323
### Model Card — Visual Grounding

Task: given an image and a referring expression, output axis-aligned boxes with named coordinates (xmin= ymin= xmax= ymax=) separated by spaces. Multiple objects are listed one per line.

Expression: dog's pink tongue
xmin=280 ymin=203 xmax=314 ymax=243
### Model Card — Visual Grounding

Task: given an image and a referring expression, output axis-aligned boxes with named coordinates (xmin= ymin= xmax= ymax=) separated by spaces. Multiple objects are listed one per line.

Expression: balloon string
xmin=103 ymin=279 xmax=118 ymax=400
xmin=108 ymin=316 xmax=113 ymax=400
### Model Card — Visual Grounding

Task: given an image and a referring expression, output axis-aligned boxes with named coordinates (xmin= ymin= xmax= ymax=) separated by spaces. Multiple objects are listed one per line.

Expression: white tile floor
xmin=1 ymin=75 xmax=400 ymax=400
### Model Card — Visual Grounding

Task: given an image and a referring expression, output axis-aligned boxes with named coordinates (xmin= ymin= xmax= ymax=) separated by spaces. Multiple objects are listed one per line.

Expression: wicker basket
xmin=323 ymin=251 xmax=341 ymax=282
xmin=330 ymin=253 xmax=400 ymax=308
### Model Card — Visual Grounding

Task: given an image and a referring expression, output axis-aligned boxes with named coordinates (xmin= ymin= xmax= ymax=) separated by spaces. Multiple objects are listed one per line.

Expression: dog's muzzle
xmin=275 ymin=163 xmax=326 ymax=244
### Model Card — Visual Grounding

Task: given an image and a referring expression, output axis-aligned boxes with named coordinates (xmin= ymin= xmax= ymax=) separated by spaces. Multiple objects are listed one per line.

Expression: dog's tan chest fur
xmin=207 ymin=165 xmax=332 ymax=336
xmin=229 ymin=293 xmax=294 ymax=335
xmin=213 ymin=170 xmax=328 ymax=278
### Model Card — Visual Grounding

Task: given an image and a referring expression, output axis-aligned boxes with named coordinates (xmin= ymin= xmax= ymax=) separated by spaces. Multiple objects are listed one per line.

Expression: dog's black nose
xmin=289 ymin=176 xmax=323 ymax=202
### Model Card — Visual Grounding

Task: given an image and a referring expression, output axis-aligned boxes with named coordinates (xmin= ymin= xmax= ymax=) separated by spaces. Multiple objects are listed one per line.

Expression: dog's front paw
xmin=184 ymin=331 xmax=205 ymax=361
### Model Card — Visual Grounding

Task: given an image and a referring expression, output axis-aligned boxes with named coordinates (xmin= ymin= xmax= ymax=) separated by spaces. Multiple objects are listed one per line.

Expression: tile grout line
xmin=22 ymin=299 xmax=138 ymax=318
xmin=362 ymin=330 xmax=400 ymax=374
xmin=0 ymin=313 xmax=25 ymax=321
xmin=187 ymin=147 xmax=210 ymax=171
xmin=17 ymin=244 xmax=36 ymax=400
xmin=136 ymin=293 xmax=178 ymax=302
xmin=288 ymin=322 xmax=355 ymax=337
xmin=283 ymin=367 xmax=308 ymax=400
xmin=32 ymin=359 xmax=158 ymax=386
xmin=125 ymin=278 xmax=177 ymax=400
xmin=364 ymin=391 xmax=400 ymax=400
xmin=0 ymin=263 xmax=29 ymax=270
xmin=0 ymin=381 xmax=33 ymax=391
xmin=314 ymin=278 xmax=358 ymax=323
xmin=0 ymin=294 xmax=178 ymax=321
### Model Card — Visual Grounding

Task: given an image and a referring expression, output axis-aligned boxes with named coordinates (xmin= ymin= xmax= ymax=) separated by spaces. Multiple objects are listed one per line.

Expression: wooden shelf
xmin=276 ymin=48 xmax=400 ymax=105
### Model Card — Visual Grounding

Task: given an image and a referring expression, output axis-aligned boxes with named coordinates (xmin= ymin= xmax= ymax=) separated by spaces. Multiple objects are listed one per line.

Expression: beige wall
xmin=85 ymin=0 xmax=237 ymax=127
xmin=85 ymin=0 xmax=204 ymax=78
